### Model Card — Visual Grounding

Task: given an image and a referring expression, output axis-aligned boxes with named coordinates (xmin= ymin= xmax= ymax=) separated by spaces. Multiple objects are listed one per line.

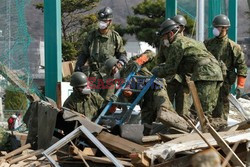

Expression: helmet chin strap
xmin=169 ymin=28 xmax=179 ymax=43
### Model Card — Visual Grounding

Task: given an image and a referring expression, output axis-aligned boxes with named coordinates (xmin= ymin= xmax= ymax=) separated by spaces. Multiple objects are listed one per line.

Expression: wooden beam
xmin=186 ymin=76 xmax=208 ymax=132
xmin=221 ymin=141 xmax=240 ymax=167
xmin=0 ymin=143 xmax=31 ymax=160
xmin=8 ymin=149 xmax=43 ymax=165
xmin=208 ymin=125 xmax=245 ymax=167
xmin=97 ymin=131 xmax=146 ymax=155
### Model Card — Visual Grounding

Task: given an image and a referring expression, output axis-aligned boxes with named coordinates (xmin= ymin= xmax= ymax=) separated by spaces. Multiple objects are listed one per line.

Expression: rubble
xmin=0 ymin=64 xmax=249 ymax=166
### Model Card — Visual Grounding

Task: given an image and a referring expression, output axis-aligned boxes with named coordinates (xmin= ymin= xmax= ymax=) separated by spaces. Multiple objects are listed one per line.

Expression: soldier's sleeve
xmin=153 ymin=46 xmax=184 ymax=82
xmin=74 ymin=34 xmax=91 ymax=72
xmin=232 ymin=43 xmax=248 ymax=77
xmin=63 ymin=96 xmax=76 ymax=111
xmin=93 ymin=92 xmax=105 ymax=110
xmin=155 ymin=45 xmax=166 ymax=64
xmin=114 ymin=34 xmax=128 ymax=64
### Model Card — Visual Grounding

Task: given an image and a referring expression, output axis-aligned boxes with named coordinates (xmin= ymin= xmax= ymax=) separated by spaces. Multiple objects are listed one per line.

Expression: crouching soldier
xmin=55 ymin=72 xmax=104 ymax=138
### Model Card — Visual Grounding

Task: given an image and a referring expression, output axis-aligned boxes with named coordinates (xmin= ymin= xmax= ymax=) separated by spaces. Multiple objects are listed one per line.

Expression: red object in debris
xmin=7 ymin=115 xmax=17 ymax=130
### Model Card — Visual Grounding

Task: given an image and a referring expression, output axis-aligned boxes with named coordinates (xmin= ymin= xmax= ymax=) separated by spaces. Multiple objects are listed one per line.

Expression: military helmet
xmin=70 ymin=72 xmax=88 ymax=87
xmin=172 ymin=15 xmax=187 ymax=26
xmin=212 ymin=14 xmax=230 ymax=27
xmin=159 ymin=19 xmax=179 ymax=36
xmin=98 ymin=7 xmax=113 ymax=21
xmin=105 ymin=57 xmax=118 ymax=72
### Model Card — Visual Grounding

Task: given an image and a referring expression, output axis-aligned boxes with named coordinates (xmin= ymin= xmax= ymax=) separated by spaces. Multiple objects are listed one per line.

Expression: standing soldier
xmin=152 ymin=19 xmax=223 ymax=125
xmin=74 ymin=7 xmax=127 ymax=94
xmin=161 ymin=15 xmax=191 ymax=116
xmin=204 ymin=14 xmax=248 ymax=121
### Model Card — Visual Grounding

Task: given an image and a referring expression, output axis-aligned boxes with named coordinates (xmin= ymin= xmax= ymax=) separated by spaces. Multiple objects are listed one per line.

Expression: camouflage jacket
xmin=155 ymin=42 xmax=170 ymax=64
xmin=204 ymin=35 xmax=247 ymax=84
xmin=63 ymin=91 xmax=104 ymax=121
xmin=154 ymin=34 xmax=223 ymax=82
xmin=75 ymin=29 xmax=127 ymax=72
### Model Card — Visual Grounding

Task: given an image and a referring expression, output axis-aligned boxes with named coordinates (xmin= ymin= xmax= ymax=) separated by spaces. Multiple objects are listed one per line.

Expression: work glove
xmin=151 ymin=67 xmax=159 ymax=76
xmin=236 ymin=87 xmax=244 ymax=99
xmin=236 ymin=76 xmax=246 ymax=99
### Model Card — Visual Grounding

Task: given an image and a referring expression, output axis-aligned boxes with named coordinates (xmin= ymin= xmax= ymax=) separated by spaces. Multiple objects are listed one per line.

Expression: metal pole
xmin=228 ymin=0 xmax=237 ymax=42
xmin=165 ymin=0 xmax=177 ymax=19
xmin=44 ymin=0 xmax=62 ymax=101
xmin=196 ymin=0 xmax=205 ymax=41
xmin=228 ymin=0 xmax=238 ymax=94
xmin=208 ymin=0 xmax=221 ymax=38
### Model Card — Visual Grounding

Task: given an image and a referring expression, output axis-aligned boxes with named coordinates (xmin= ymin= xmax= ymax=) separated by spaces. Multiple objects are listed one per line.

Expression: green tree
xmin=35 ymin=0 xmax=100 ymax=61
xmin=5 ymin=87 xmax=28 ymax=110
xmin=124 ymin=0 xmax=195 ymax=47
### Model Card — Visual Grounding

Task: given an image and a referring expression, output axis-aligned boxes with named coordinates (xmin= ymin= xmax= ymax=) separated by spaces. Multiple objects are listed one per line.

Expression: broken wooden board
xmin=73 ymin=155 xmax=133 ymax=166
xmin=144 ymin=129 xmax=250 ymax=162
xmin=97 ymin=131 xmax=147 ymax=155
xmin=130 ymin=152 xmax=150 ymax=167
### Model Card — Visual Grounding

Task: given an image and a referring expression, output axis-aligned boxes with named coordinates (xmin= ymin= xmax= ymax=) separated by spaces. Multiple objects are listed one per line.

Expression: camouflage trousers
xmin=141 ymin=87 xmax=175 ymax=125
xmin=194 ymin=81 xmax=221 ymax=117
xmin=167 ymin=80 xmax=192 ymax=116
xmin=212 ymin=82 xmax=231 ymax=120
xmin=88 ymin=70 xmax=116 ymax=102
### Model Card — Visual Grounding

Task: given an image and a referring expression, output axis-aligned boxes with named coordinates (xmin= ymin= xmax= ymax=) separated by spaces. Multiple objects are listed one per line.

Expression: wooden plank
xmin=158 ymin=133 xmax=186 ymax=142
xmin=208 ymin=125 xmax=245 ymax=167
xmin=221 ymin=141 xmax=240 ymax=167
xmin=56 ymin=82 xmax=62 ymax=108
xmin=82 ymin=147 xmax=97 ymax=156
xmin=70 ymin=141 xmax=90 ymax=167
xmin=73 ymin=155 xmax=133 ymax=166
xmin=142 ymin=135 xmax=161 ymax=143
xmin=0 ymin=143 xmax=31 ymax=160
xmin=130 ymin=152 xmax=150 ymax=167
xmin=144 ymin=130 xmax=250 ymax=161
xmin=186 ymin=77 xmax=208 ymax=132
xmin=8 ymin=149 xmax=43 ymax=165
xmin=97 ymin=131 xmax=146 ymax=155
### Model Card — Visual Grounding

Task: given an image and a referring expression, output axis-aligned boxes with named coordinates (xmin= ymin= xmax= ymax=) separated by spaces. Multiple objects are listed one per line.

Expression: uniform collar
xmin=215 ymin=35 xmax=228 ymax=41
xmin=96 ymin=29 xmax=112 ymax=38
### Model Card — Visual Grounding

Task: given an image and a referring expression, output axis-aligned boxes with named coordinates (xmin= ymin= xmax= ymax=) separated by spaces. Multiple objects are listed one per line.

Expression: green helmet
xmin=212 ymin=14 xmax=230 ymax=27
xmin=159 ymin=19 xmax=179 ymax=36
xmin=98 ymin=7 xmax=113 ymax=21
xmin=105 ymin=57 xmax=118 ymax=72
xmin=172 ymin=15 xmax=187 ymax=26
xmin=70 ymin=72 xmax=88 ymax=87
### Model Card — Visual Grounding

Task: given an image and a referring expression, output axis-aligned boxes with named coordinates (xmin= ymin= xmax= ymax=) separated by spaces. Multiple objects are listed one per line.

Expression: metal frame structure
xmin=43 ymin=125 xmax=124 ymax=167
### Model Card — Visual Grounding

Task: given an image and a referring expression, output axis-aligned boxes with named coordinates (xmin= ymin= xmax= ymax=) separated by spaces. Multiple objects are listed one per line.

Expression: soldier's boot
xmin=143 ymin=123 xmax=152 ymax=136
xmin=209 ymin=117 xmax=227 ymax=132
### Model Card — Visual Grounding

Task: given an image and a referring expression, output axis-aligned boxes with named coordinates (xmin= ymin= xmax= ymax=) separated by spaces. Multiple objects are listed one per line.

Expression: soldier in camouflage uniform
xmin=120 ymin=50 xmax=176 ymax=135
xmin=63 ymin=72 xmax=104 ymax=121
xmin=204 ymin=14 xmax=248 ymax=121
xmin=156 ymin=15 xmax=191 ymax=116
xmin=152 ymin=19 xmax=223 ymax=119
xmin=74 ymin=7 xmax=128 ymax=97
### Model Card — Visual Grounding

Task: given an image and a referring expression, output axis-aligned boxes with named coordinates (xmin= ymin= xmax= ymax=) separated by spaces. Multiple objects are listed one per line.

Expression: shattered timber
xmin=0 ymin=60 xmax=249 ymax=167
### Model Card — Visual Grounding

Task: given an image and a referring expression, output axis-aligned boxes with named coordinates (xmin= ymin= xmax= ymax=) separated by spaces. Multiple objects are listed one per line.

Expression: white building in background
xmin=125 ymin=41 xmax=156 ymax=60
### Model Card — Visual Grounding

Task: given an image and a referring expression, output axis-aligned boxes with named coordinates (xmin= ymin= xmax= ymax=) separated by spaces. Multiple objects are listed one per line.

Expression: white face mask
xmin=81 ymin=87 xmax=91 ymax=95
xmin=99 ymin=21 xmax=108 ymax=30
xmin=113 ymin=71 xmax=120 ymax=79
xmin=163 ymin=39 xmax=170 ymax=47
xmin=213 ymin=28 xmax=221 ymax=37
